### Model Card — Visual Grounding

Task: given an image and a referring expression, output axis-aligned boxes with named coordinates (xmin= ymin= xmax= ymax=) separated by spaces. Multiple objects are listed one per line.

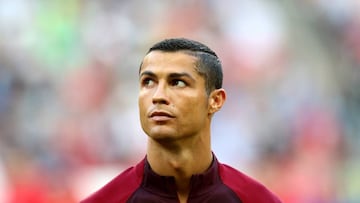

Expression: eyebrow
xmin=139 ymin=71 xmax=156 ymax=78
xmin=139 ymin=71 xmax=196 ymax=82
xmin=168 ymin=72 xmax=195 ymax=82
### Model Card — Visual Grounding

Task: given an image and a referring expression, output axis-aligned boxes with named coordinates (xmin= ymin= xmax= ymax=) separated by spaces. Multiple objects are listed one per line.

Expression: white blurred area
xmin=1 ymin=0 xmax=360 ymax=202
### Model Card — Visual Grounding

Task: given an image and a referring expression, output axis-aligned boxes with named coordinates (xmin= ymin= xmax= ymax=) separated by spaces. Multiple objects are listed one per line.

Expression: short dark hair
xmin=143 ymin=38 xmax=223 ymax=94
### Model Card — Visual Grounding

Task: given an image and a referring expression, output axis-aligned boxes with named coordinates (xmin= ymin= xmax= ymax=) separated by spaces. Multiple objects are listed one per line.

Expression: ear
xmin=208 ymin=88 xmax=226 ymax=115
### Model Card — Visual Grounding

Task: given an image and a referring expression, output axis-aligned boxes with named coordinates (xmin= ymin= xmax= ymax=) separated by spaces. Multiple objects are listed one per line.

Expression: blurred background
xmin=0 ymin=0 xmax=359 ymax=202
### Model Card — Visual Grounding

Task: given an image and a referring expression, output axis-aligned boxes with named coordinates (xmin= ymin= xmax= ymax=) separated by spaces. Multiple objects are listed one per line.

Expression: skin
xmin=138 ymin=50 xmax=226 ymax=203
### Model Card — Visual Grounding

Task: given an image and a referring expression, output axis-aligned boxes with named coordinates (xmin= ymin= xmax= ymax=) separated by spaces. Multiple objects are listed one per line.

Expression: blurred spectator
xmin=55 ymin=61 xmax=114 ymax=165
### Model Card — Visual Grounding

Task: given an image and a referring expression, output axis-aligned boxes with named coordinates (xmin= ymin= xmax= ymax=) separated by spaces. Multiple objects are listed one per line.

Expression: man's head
xmin=138 ymin=38 xmax=226 ymax=141
xmin=141 ymin=38 xmax=223 ymax=95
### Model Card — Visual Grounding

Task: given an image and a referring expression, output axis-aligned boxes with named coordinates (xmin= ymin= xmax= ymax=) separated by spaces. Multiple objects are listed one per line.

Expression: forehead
xmin=140 ymin=51 xmax=199 ymax=75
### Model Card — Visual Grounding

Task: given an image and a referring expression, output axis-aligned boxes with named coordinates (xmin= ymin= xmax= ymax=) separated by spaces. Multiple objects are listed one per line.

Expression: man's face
xmin=138 ymin=51 xmax=211 ymax=141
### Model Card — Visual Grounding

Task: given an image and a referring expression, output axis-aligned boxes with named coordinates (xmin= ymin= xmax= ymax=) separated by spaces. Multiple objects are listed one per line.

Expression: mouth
xmin=149 ymin=111 xmax=175 ymax=121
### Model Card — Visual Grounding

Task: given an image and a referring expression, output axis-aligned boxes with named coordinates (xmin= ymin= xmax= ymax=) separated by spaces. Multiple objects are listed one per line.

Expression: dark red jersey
xmin=80 ymin=156 xmax=281 ymax=203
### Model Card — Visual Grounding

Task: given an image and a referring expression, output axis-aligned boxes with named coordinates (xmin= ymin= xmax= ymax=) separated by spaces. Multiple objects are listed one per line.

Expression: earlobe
xmin=209 ymin=89 xmax=226 ymax=114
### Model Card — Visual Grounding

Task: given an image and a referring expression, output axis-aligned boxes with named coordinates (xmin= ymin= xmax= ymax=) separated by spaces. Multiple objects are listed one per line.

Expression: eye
xmin=171 ymin=79 xmax=186 ymax=87
xmin=141 ymin=77 xmax=155 ymax=87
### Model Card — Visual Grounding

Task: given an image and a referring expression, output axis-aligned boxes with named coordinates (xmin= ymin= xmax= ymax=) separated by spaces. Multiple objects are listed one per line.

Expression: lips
xmin=150 ymin=111 xmax=174 ymax=117
xmin=149 ymin=111 xmax=174 ymax=121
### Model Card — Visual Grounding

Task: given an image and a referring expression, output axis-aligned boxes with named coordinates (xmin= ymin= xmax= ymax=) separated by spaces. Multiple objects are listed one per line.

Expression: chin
xmin=147 ymin=129 xmax=178 ymax=141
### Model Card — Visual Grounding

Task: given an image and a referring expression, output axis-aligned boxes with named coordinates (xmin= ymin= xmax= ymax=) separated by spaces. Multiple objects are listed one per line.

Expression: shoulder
xmin=80 ymin=159 xmax=145 ymax=203
xmin=218 ymin=163 xmax=282 ymax=203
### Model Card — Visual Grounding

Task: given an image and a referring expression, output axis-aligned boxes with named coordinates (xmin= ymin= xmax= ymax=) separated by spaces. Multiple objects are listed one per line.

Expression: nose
xmin=152 ymin=82 xmax=170 ymax=105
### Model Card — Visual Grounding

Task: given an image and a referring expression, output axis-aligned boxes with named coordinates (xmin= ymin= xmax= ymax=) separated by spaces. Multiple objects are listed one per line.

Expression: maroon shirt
xmin=80 ymin=156 xmax=281 ymax=203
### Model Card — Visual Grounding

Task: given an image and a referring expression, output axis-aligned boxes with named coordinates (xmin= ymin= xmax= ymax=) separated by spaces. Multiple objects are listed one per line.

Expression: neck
xmin=146 ymin=135 xmax=213 ymax=201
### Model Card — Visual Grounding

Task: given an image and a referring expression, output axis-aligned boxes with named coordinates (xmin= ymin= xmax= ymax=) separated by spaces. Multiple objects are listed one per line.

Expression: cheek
xmin=180 ymin=96 xmax=209 ymax=117
xmin=138 ymin=94 xmax=148 ymax=117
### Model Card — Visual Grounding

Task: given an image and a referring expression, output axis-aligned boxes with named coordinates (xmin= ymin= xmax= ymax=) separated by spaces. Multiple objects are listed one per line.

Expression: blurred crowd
xmin=0 ymin=0 xmax=360 ymax=202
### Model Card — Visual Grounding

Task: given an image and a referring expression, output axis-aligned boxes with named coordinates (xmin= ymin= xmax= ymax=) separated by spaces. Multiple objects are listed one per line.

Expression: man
xmin=81 ymin=38 xmax=281 ymax=203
